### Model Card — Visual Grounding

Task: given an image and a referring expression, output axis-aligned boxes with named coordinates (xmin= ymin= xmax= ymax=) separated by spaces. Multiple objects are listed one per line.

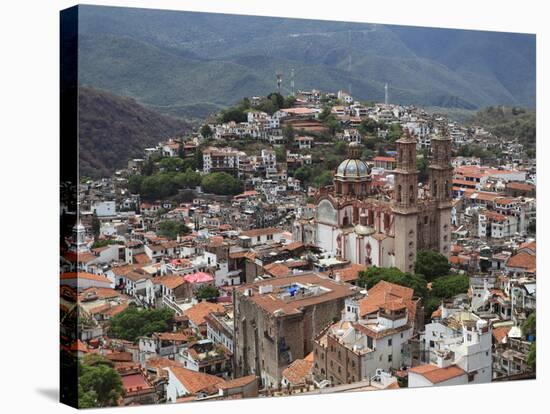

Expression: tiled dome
xmin=335 ymin=158 xmax=371 ymax=179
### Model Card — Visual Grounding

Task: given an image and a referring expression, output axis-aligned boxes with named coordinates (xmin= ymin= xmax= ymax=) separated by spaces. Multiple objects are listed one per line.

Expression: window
xmin=429 ymin=340 xmax=435 ymax=348
xmin=388 ymin=338 xmax=392 ymax=346
xmin=388 ymin=354 xmax=392 ymax=362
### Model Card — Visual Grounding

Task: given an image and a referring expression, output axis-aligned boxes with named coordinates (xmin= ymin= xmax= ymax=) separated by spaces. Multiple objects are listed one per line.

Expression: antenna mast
xmin=276 ymin=73 xmax=283 ymax=93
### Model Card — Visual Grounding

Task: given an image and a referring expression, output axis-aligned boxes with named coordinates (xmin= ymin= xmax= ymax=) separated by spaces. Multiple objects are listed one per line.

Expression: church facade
xmin=293 ymin=130 xmax=453 ymax=273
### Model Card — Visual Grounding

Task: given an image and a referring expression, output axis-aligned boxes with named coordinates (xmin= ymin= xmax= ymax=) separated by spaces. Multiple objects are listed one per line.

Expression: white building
xmin=418 ymin=311 xmax=492 ymax=386
xmin=91 ymin=201 xmax=116 ymax=217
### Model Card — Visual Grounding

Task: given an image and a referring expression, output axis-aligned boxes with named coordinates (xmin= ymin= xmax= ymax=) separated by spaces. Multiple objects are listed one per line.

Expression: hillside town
xmin=61 ymin=88 xmax=536 ymax=407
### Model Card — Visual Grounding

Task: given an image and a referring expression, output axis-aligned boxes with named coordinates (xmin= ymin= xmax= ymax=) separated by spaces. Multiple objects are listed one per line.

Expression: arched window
xmin=397 ymin=185 xmax=402 ymax=203
xmin=409 ymin=184 xmax=414 ymax=203
xmin=433 ymin=180 xmax=437 ymax=197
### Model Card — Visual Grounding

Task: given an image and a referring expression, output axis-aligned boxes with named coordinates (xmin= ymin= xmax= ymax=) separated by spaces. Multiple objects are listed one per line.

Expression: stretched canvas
xmin=60 ymin=4 xmax=536 ymax=409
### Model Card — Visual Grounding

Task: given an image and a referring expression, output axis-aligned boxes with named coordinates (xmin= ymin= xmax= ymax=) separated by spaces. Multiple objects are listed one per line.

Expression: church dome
xmin=335 ymin=158 xmax=371 ymax=180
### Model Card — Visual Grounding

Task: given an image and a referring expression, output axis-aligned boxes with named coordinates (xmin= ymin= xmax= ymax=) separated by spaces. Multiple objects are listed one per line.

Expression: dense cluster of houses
xmin=61 ymin=88 xmax=536 ymax=407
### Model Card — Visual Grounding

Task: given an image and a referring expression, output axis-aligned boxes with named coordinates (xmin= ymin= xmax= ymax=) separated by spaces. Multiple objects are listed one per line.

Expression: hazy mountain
xmin=78 ymin=87 xmax=189 ymax=178
xmin=76 ymin=5 xmax=535 ymax=120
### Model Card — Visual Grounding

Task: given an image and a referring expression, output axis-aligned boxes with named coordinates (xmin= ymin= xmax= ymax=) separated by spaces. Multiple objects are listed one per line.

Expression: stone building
xmin=293 ymin=130 xmax=453 ymax=273
xmin=233 ymin=273 xmax=356 ymax=387
xmin=312 ymin=280 xmax=420 ymax=386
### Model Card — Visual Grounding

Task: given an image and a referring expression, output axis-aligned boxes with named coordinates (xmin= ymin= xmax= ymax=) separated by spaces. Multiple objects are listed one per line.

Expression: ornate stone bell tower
xmin=392 ymin=129 xmax=419 ymax=273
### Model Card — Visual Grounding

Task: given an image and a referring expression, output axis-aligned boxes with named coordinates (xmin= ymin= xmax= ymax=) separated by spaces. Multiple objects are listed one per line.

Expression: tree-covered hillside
xmin=78 ymin=87 xmax=190 ymax=178
xmin=76 ymin=5 xmax=536 ymax=119
xmin=468 ymin=106 xmax=536 ymax=148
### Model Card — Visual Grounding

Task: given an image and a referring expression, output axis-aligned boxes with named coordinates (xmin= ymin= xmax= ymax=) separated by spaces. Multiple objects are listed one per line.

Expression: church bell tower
xmin=392 ymin=129 xmax=419 ymax=273
xmin=429 ymin=126 xmax=453 ymax=257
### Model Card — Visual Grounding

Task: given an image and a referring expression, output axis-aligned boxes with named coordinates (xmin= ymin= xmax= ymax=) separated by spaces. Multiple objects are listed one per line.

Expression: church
xmin=293 ymin=129 xmax=453 ymax=273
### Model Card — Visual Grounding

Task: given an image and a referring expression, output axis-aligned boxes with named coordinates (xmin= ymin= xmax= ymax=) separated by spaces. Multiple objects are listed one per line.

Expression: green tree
xmin=141 ymin=157 xmax=155 ymax=176
xmin=283 ymin=95 xmax=296 ymax=108
xmin=159 ymin=157 xmax=185 ymax=172
xmin=430 ymin=275 xmax=470 ymax=299
xmin=108 ymin=306 xmax=175 ymax=342
xmin=334 ymin=141 xmax=348 ymax=155
xmin=200 ymin=124 xmax=213 ymax=139
xmin=318 ymin=106 xmax=332 ymax=122
xmin=294 ymin=166 xmax=312 ymax=183
xmin=527 ymin=341 xmax=536 ymax=370
xmin=522 ymin=312 xmax=536 ymax=337
xmin=358 ymin=118 xmax=380 ymax=135
xmin=196 ymin=285 xmax=220 ymax=301
xmin=140 ymin=174 xmax=177 ymax=200
xmin=283 ymin=124 xmax=296 ymax=141
xmin=314 ymin=170 xmax=333 ymax=188
xmin=128 ymin=175 xmax=144 ymax=194
xmin=416 ymin=156 xmax=429 ymax=183
xmin=174 ymin=168 xmax=202 ymax=189
xmin=358 ymin=267 xmax=428 ymax=301
xmin=201 ymin=172 xmax=243 ymax=195
xmin=158 ymin=220 xmax=191 ymax=240
xmin=424 ymin=296 xmax=443 ymax=321
xmin=274 ymin=146 xmax=287 ymax=163
xmin=220 ymin=107 xmax=247 ymax=123
xmin=78 ymin=355 xmax=122 ymax=408
xmin=324 ymin=116 xmax=342 ymax=135
xmin=267 ymin=92 xmax=285 ymax=110
xmin=91 ymin=211 xmax=100 ymax=240
xmin=415 ymin=250 xmax=451 ymax=281
xmin=386 ymin=123 xmax=403 ymax=142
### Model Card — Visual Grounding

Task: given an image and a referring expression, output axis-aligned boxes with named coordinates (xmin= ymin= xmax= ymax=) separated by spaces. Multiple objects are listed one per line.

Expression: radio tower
xmin=276 ymin=73 xmax=283 ymax=93
xmin=384 ymin=83 xmax=389 ymax=105
xmin=290 ymin=68 xmax=295 ymax=95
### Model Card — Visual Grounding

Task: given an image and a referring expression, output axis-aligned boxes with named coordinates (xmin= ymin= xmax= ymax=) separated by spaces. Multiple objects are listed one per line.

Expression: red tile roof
xmin=183 ymin=302 xmax=226 ymax=327
xmin=153 ymin=275 xmax=187 ymax=289
xmin=506 ymin=252 xmax=536 ymax=272
xmin=409 ymin=364 xmax=466 ymax=384
xmin=282 ymin=357 xmax=314 ymax=385
xmin=168 ymin=366 xmax=225 ymax=395
xmin=359 ymin=280 xmax=417 ymax=323
xmin=492 ymin=326 xmax=511 ymax=343
xmin=264 ymin=262 xmax=290 ymax=278
xmin=60 ymin=272 xmax=111 ymax=284
xmin=240 ymin=227 xmax=283 ymax=238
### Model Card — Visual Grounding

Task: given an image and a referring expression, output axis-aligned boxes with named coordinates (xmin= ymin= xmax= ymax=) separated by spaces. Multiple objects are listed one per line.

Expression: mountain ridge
xmin=76 ymin=5 xmax=536 ymax=120
xmin=78 ymin=86 xmax=190 ymax=178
